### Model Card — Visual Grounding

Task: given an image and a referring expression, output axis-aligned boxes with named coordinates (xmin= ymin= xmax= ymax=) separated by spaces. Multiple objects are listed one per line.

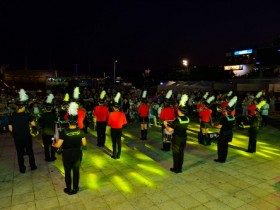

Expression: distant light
xmin=234 ymin=49 xmax=253 ymax=55
xmin=182 ymin=59 xmax=188 ymax=66
xmin=278 ymin=49 xmax=280 ymax=52
xmin=224 ymin=65 xmax=243 ymax=70
xmin=160 ymin=82 xmax=163 ymax=85
xmin=256 ymin=61 xmax=260 ymax=65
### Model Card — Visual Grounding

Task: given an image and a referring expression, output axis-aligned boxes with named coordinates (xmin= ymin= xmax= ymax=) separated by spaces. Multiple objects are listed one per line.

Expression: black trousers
xmin=248 ymin=129 xmax=257 ymax=152
xmin=42 ymin=134 xmax=56 ymax=160
xmin=261 ymin=115 xmax=268 ymax=126
xmin=14 ymin=135 xmax=36 ymax=171
xmin=62 ymin=149 xmax=82 ymax=190
xmin=96 ymin=121 xmax=107 ymax=146
xmin=172 ymin=137 xmax=186 ymax=172
xmin=111 ymin=128 xmax=122 ymax=157
xmin=217 ymin=137 xmax=229 ymax=162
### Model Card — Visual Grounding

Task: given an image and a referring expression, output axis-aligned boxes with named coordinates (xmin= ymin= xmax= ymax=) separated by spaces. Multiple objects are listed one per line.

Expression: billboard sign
xmin=224 ymin=65 xmax=243 ymax=70
xmin=234 ymin=49 xmax=253 ymax=55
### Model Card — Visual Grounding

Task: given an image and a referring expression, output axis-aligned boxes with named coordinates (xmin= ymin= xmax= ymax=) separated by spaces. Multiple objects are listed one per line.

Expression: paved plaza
xmin=0 ymin=118 xmax=279 ymax=210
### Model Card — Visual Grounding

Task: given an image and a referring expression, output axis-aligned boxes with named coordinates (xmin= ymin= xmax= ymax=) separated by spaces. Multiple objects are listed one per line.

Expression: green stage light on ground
xmin=129 ymin=172 xmax=155 ymax=187
xmin=85 ymin=173 xmax=99 ymax=190
xmin=92 ymin=156 xmax=106 ymax=168
xmin=122 ymin=131 xmax=138 ymax=139
xmin=134 ymin=153 xmax=153 ymax=161
xmin=137 ymin=164 xmax=165 ymax=176
xmin=112 ymin=175 xmax=132 ymax=193
xmin=259 ymin=149 xmax=280 ymax=156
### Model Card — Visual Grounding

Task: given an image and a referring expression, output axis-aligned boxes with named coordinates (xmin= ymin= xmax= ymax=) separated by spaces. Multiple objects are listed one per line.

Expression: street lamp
xmin=182 ymin=59 xmax=188 ymax=67
xmin=114 ymin=60 xmax=118 ymax=85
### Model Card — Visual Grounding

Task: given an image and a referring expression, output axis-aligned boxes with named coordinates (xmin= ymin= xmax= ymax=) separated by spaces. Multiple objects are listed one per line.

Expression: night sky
xmin=0 ymin=0 xmax=279 ymax=76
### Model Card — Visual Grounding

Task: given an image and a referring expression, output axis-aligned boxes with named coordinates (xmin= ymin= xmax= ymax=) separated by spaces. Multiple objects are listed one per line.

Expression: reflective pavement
xmin=0 ymin=119 xmax=279 ymax=210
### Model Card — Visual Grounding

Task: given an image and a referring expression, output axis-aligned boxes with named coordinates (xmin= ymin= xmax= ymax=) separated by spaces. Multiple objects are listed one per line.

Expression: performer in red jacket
xmin=107 ymin=92 xmax=127 ymax=159
xmin=159 ymin=90 xmax=175 ymax=151
xmin=198 ymin=95 xmax=214 ymax=145
xmin=93 ymin=90 xmax=109 ymax=147
xmin=138 ymin=90 xmax=149 ymax=140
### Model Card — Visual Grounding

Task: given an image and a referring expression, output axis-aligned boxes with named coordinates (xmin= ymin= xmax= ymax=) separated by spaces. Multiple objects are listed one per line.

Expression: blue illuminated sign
xmin=234 ymin=49 xmax=253 ymax=55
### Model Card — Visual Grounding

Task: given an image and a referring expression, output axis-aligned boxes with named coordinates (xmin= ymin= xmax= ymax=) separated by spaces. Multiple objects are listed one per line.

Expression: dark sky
xmin=0 ymin=0 xmax=279 ymax=76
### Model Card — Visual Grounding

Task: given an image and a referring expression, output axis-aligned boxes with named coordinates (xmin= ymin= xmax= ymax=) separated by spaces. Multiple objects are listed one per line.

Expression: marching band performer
xmin=213 ymin=96 xmax=237 ymax=163
xmin=198 ymin=95 xmax=215 ymax=145
xmin=52 ymin=101 xmax=87 ymax=195
xmin=8 ymin=89 xmax=37 ymax=173
xmin=159 ymin=90 xmax=175 ymax=151
xmin=242 ymin=91 xmax=265 ymax=153
xmin=107 ymin=92 xmax=127 ymax=159
xmin=39 ymin=93 xmax=57 ymax=161
xmin=64 ymin=87 xmax=86 ymax=131
xmin=138 ymin=90 xmax=149 ymax=140
xmin=163 ymin=94 xmax=190 ymax=173
xmin=93 ymin=90 xmax=109 ymax=147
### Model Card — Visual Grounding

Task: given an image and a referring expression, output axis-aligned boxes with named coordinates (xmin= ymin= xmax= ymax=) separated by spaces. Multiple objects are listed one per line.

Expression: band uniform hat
xmin=142 ymin=90 xmax=147 ymax=103
xmin=16 ymin=88 xmax=29 ymax=107
xmin=178 ymin=94 xmax=188 ymax=114
xmin=164 ymin=90 xmax=172 ymax=106
xmin=45 ymin=93 xmax=54 ymax=109
xmin=99 ymin=90 xmax=106 ymax=104
xmin=222 ymin=96 xmax=237 ymax=116
xmin=68 ymin=101 xmax=79 ymax=124
xmin=113 ymin=92 xmax=121 ymax=108
xmin=206 ymin=95 xmax=215 ymax=107
xmin=73 ymin=86 xmax=80 ymax=103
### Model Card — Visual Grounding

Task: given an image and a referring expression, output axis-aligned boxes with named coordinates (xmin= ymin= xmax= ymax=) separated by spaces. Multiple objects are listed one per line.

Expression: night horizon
xmin=1 ymin=1 xmax=279 ymax=75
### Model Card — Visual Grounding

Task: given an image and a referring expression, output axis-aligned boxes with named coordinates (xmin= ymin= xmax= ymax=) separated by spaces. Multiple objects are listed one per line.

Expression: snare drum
xmin=163 ymin=128 xmax=174 ymax=143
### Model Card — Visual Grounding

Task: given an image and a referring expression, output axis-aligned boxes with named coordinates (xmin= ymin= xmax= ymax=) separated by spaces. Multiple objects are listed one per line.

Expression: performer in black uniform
xmin=52 ymin=101 xmax=87 ymax=195
xmin=163 ymin=94 xmax=190 ymax=173
xmin=213 ymin=96 xmax=237 ymax=163
xmin=8 ymin=89 xmax=37 ymax=173
xmin=39 ymin=93 xmax=57 ymax=161
xmin=107 ymin=92 xmax=127 ymax=159
xmin=242 ymin=96 xmax=266 ymax=153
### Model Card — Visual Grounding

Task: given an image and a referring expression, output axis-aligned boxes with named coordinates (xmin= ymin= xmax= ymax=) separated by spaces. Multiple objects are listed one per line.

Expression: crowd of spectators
xmin=1 ymin=85 xmax=280 ymax=133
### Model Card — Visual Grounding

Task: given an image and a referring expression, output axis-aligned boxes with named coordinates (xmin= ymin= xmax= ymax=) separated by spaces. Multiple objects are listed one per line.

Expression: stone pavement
xmin=0 ymin=120 xmax=279 ymax=210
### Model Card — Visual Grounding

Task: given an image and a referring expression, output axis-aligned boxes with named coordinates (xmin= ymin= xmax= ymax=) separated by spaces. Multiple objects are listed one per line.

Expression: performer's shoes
xmin=31 ymin=166 xmax=38 ymax=171
xmin=246 ymin=150 xmax=254 ymax=153
xmin=20 ymin=166 xmax=26 ymax=173
xmin=161 ymin=148 xmax=170 ymax=151
xmin=45 ymin=158 xmax=52 ymax=162
xmin=50 ymin=157 xmax=56 ymax=161
xmin=116 ymin=156 xmax=120 ymax=159
xmin=71 ymin=188 xmax=79 ymax=194
xmin=111 ymin=155 xmax=117 ymax=159
xmin=214 ymin=159 xmax=225 ymax=163
xmin=64 ymin=188 xmax=72 ymax=195
xmin=170 ymin=168 xmax=182 ymax=173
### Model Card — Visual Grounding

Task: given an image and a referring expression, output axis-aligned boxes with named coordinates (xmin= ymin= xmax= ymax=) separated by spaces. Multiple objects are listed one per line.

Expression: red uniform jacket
xmin=93 ymin=105 xmax=109 ymax=122
xmin=108 ymin=111 xmax=127 ymax=129
xmin=64 ymin=108 xmax=86 ymax=129
xmin=138 ymin=104 xmax=149 ymax=117
xmin=159 ymin=107 xmax=175 ymax=121
xmin=247 ymin=104 xmax=257 ymax=116
xmin=199 ymin=108 xmax=212 ymax=122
